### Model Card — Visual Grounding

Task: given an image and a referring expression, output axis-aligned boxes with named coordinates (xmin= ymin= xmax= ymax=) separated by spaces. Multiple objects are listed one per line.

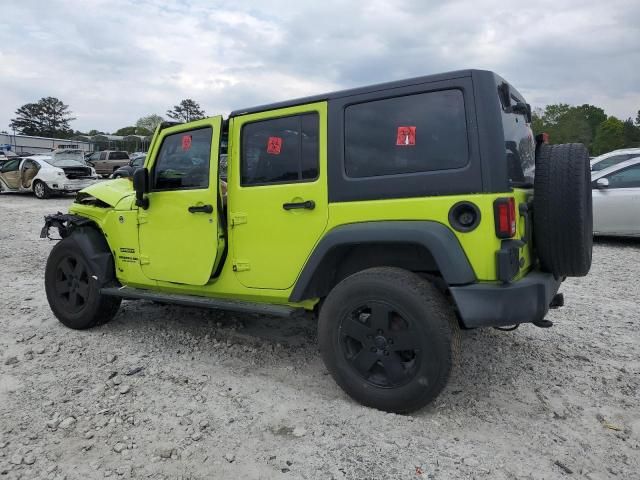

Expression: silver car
xmin=592 ymin=157 xmax=640 ymax=237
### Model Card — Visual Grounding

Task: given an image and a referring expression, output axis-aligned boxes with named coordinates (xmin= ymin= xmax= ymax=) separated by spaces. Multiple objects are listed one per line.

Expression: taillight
xmin=494 ymin=197 xmax=516 ymax=238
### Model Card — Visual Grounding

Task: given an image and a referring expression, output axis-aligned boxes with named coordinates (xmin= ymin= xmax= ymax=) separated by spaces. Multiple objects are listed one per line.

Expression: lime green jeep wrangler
xmin=42 ymin=70 xmax=592 ymax=413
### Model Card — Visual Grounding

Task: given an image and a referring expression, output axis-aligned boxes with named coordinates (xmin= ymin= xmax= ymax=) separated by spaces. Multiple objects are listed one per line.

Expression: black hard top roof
xmin=229 ymin=69 xmax=489 ymax=117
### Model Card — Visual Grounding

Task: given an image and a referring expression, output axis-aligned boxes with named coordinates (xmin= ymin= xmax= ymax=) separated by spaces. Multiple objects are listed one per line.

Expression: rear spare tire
xmin=533 ymin=143 xmax=592 ymax=277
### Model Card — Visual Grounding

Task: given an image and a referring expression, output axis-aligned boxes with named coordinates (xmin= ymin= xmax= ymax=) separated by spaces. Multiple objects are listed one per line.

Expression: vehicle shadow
xmin=99 ymin=299 xmax=547 ymax=412
xmin=594 ymin=235 xmax=640 ymax=247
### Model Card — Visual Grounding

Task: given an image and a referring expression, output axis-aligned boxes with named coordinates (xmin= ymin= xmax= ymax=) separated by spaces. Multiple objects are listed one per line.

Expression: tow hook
xmin=549 ymin=293 xmax=564 ymax=309
xmin=532 ymin=294 xmax=563 ymax=329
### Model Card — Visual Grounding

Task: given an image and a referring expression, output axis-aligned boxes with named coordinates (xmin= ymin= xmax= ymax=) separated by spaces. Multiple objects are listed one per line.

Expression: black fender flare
xmin=43 ymin=213 xmax=117 ymax=288
xmin=289 ymin=221 xmax=476 ymax=302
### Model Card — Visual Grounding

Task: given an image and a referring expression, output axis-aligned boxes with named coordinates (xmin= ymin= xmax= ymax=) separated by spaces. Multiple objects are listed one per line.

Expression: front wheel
xmin=318 ymin=267 xmax=458 ymax=413
xmin=45 ymin=235 xmax=121 ymax=329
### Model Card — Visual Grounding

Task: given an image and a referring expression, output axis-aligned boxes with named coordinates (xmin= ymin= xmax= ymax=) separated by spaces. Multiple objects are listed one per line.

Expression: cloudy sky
xmin=1 ymin=0 xmax=639 ymax=133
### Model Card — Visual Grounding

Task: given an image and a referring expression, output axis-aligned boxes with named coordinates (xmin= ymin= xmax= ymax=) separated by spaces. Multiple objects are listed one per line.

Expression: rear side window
xmin=152 ymin=128 xmax=212 ymax=190
xmin=241 ymin=113 xmax=319 ymax=186
xmin=344 ymin=90 xmax=468 ymax=178
xmin=110 ymin=151 xmax=129 ymax=160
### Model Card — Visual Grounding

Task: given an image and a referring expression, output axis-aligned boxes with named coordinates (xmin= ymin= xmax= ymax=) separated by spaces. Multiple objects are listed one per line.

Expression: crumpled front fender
xmin=40 ymin=212 xmax=94 ymax=239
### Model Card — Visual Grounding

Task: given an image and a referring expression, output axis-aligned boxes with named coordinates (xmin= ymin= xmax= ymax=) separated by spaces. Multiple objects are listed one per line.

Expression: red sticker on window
xmin=267 ymin=136 xmax=282 ymax=155
xmin=182 ymin=135 xmax=192 ymax=151
xmin=396 ymin=126 xmax=416 ymax=146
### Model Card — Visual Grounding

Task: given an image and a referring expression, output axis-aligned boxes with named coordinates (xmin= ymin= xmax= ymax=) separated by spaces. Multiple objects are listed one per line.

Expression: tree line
xmin=6 ymin=96 xmax=640 ymax=156
xmin=5 ymin=98 xmax=206 ymax=139
xmin=532 ymin=104 xmax=640 ymax=155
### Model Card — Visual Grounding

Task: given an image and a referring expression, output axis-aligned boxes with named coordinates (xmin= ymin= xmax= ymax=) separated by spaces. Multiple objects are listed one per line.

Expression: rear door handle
xmin=283 ymin=200 xmax=315 ymax=210
xmin=188 ymin=204 xmax=214 ymax=214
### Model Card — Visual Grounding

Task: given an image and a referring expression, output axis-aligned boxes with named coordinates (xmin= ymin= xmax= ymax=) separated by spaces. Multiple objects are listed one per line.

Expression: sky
xmin=1 ymin=0 xmax=639 ymax=133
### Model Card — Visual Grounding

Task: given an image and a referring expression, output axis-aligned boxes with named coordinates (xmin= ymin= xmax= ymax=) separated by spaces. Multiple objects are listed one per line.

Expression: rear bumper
xmin=449 ymin=271 xmax=562 ymax=328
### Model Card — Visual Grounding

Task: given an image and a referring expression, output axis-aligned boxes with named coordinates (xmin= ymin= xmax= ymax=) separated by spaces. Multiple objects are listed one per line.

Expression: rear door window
xmin=241 ymin=113 xmax=319 ymax=186
xmin=344 ymin=90 xmax=468 ymax=178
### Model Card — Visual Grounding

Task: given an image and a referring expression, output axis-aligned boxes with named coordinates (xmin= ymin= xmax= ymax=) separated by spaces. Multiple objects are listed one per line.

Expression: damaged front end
xmin=40 ymin=213 xmax=95 ymax=239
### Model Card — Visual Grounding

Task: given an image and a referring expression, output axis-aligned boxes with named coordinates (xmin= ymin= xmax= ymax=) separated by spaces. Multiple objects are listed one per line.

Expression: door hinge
xmin=139 ymin=255 xmax=150 ymax=265
xmin=230 ymin=212 xmax=247 ymax=227
xmin=137 ymin=213 xmax=148 ymax=225
xmin=232 ymin=260 xmax=250 ymax=272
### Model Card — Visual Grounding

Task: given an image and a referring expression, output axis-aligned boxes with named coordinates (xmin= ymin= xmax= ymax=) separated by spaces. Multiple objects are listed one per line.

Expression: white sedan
xmin=0 ymin=155 xmax=100 ymax=199
xmin=592 ymin=156 xmax=640 ymax=237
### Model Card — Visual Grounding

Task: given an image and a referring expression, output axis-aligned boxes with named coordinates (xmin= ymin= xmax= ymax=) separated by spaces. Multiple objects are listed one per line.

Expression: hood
xmin=77 ymin=178 xmax=134 ymax=207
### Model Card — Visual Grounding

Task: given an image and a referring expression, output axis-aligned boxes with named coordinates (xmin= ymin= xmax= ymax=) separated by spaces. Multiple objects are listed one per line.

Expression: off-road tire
xmin=33 ymin=180 xmax=51 ymax=199
xmin=533 ymin=143 xmax=592 ymax=277
xmin=318 ymin=267 xmax=458 ymax=413
xmin=45 ymin=235 xmax=121 ymax=329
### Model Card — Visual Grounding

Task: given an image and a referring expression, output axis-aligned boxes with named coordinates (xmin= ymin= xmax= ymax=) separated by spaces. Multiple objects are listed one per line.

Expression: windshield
xmin=497 ymin=78 xmax=535 ymax=187
xmin=591 ymin=154 xmax=634 ymax=172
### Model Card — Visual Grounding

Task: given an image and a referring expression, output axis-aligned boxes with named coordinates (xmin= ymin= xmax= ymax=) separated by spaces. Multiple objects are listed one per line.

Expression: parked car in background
xmin=592 ymin=157 xmax=640 ymax=236
xmin=219 ymin=154 xmax=227 ymax=181
xmin=590 ymin=148 xmax=640 ymax=172
xmin=0 ymin=155 xmax=100 ymax=199
xmin=86 ymin=150 xmax=130 ymax=176
xmin=111 ymin=155 xmax=145 ymax=178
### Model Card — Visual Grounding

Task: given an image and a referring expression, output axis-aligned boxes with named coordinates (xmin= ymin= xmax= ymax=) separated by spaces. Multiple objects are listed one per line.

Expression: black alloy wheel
xmin=318 ymin=267 xmax=458 ymax=413
xmin=340 ymin=301 xmax=421 ymax=388
xmin=53 ymin=254 xmax=91 ymax=314
xmin=45 ymin=233 xmax=121 ymax=329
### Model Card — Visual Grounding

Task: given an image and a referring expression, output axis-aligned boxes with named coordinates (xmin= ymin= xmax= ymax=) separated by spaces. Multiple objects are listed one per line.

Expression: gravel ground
xmin=1 ymin=193 xmax=639 ymax=480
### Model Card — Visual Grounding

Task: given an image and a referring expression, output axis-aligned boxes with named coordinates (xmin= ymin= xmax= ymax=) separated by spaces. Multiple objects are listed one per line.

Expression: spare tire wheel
xmin=533 ymin=143 xmax=592 ymax=277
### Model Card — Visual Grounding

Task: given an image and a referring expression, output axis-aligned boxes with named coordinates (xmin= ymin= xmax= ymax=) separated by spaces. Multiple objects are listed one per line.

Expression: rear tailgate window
xmin=497 ymin=80 xmax=535 ymax=187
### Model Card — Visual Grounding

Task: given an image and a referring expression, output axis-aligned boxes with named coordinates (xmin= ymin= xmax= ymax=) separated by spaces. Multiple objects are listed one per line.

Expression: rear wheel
xmin=318 ymin=267 xmax=458 ymax=413
xmin=33 ymin=180 xmax=51 ymax=199
xmin=45 ymin=235 xmax=121 ymax=329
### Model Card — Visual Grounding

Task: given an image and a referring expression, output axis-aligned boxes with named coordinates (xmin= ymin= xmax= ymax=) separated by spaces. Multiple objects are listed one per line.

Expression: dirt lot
xmin=0 ymin=193 xmax=639 ymax=480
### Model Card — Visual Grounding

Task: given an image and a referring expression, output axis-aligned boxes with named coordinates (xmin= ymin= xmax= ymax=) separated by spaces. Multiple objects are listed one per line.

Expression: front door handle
xmin=188 ymin=204 xmax=214 ymax=214
xmin=283 ymin=200 xmax=315 ymax=210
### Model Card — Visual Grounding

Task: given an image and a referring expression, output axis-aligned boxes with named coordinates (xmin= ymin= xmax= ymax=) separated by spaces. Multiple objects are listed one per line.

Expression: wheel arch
xmin=43 ymin=214 xmax=117 ymax=288
xmin=289 ymin=221 xmax=476 ymax=302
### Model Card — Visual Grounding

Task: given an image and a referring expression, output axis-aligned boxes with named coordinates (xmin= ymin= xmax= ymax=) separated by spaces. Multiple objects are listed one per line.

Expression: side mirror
xmin=595 ymin=178 xmax=609 ymax=189
xmin=133 ymin=167 xmax=150 ymax=209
